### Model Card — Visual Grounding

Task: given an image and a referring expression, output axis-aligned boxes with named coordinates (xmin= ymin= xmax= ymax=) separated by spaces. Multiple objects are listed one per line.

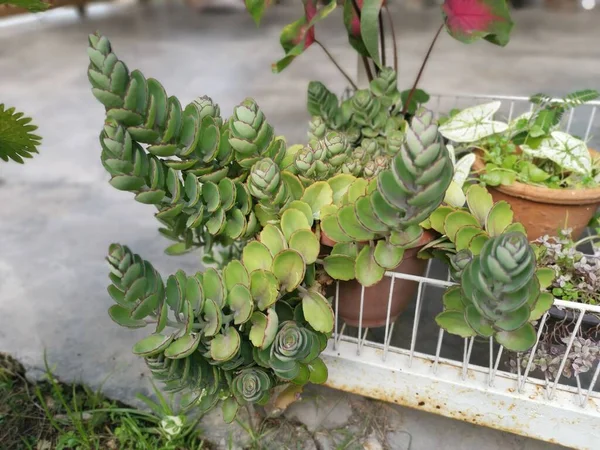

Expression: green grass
xmin=0 ymin=353 xmax=210 ymax=450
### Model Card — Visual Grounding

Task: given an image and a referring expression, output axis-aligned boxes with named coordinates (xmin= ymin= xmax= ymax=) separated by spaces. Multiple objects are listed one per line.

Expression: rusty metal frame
xmin=322 ymin=94 xmax=600 ymax=450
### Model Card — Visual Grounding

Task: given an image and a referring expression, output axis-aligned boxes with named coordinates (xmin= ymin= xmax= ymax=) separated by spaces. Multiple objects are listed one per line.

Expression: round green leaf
xmin=444 ymin=211 xmax=480 ymax=242
xmin=210 ymin=327 xmax=241 ymax=361
xmin=206 ymin=208 xmax=226 ymax=235
xmin=291 ymin=364 xmax=311 ymax=386
xmin=250 ymin=270 xmax=280 ymax=310
xmin=468 ymin=234 xmax=489 ymax=255
xmin=227 ymin=284 xmax=254 ymax=324
xmin=495 ymin=324 xmax=537 ymax=352
xmin=429 ymin=206 xmax=456 ymax=234
xmin=308 ymin=357 xmax=328 ymax=384
xmin=355 ymin=196 xmax=388 ymax=233
xmin=323 ymin=254 xmax=356 ymax=281
xmin=338 ymin=205 xmax=376 ymax=241
xmin=164 ymin=333 xmax=201 ymax=359
xmin=224 ymin=209 xmax=247 ymax=239
xmin=455 ymin=225 xmax=484 ymax=251
xmin=132 ymin=334 xmax=174 ymax=356
xmin=203 ymin=268 xmax=225 ymax=308
xmin=530 ymin=292 xmax=554 ymax=321
xmin=272 ymin=249 xmax=306 ymax=292
xmin=108 ymin=305 xmax=146 ymax=329
xmin=202 ymin=181 xmax=221 ymax=213
xmin=331 ymin=242 xmax=358 ymax=258
xmin=374 ymin=240 xmax=405 ymax=270
xmin=259 ymin=224 xmax=288 ymax=257
xmin=346 ymin=178 xmax=368 ymax=204
xmin=536 ymin=268 xmax=556 ymax=290
xmin=389 ymin=225 xmax=423 ymax=248
xmin=320 ymin=214 xmax=353 ymax=244
xmin=485 ymin=201 xmax=514 ymax=237
xmin=285 ymin=200 xmax=314 ymax=227
xmin=300 ymin=181 xmax=333 ymax=219
xmin=355 ymin=245 xmax=385 ymax=287
xmin=242 ymin=241 xmax=274 ymax=273
xmin=466 ymin=185 xmax=493 ymax=226
xmin=465 ymin=305 xmax=494 ymax=337
xmin=494 ymin=304 xmax=531 ymax=332
xmin=186 ymin=276 xmax=204 ymax=314
xmin=301 ymin=290 xmax=334 ymax=333
xmin=249 ymin=309 xmax=279 ymax=349
xmin=442 ymin=286 xmax=466 ymax=311
xmin=281 ymin=209 xmax=311 ymax=241
xmin=289 ymin=229 xmax=320 ymax=264
xmin=281 ymin=171 xmax=305 ymax=200
xmin=435 ymin=311 xmax=476 ymax=338
xmin=218 ymin=178 xmax=236 ymax=211
xmin=224 ymin=260 xmax=250 ymax=291
xmin=203 ymin=298 xmax=222 ymax=337
xmin=327 ymin=174 xmax=356 ymax=205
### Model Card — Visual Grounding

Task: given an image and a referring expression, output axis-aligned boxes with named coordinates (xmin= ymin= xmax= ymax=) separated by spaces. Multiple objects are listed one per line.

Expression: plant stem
xmin=362 ymin=56 xmax=374 ymax=82
xmin=402 ymin=23 xmax=444 ymax=116
xmin=383 ymin=4 xmax=398 ymax=73
xmin=350 ymin=0 xmax=374 ymax=83
xmin=378 ymin=10 xmax=386 ymax=69
xmin=314 ymin=40 xmax=358 ymax=90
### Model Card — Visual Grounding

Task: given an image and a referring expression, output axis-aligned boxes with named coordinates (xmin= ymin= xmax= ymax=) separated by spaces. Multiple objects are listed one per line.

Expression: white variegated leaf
xmin=522 ymin=131 xmax=591 ymax=175
xmin=453 ymin=153 xmax=476 ymax=188
xmin=439 ymin=101 xmax=508 ymax=143
xmin=446 ymin=144 xmax=456 ymax=166
xmin=444 ymin=181 xmax=466 ymax=207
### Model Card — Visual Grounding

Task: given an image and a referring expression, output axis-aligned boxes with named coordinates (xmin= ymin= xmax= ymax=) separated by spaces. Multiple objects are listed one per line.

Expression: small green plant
xmin=438 ymin=91 xmax=600 ymax=189
xmin=0 ymin=104 xmax=42 ymax=164
xmin=0 ymin=353 xmax=208 ymax=449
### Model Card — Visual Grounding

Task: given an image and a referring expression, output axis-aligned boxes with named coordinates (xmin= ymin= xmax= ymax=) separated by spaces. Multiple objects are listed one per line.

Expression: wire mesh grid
xmin=322 ymin=94 xmax=600 ymax=441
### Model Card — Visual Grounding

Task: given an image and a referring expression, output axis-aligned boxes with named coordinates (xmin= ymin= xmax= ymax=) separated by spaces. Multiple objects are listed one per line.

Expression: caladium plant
xmin=438 ymin=91 xmax=600 ymax=190
xmin=244 ymin=0 xmax=514 ymax=101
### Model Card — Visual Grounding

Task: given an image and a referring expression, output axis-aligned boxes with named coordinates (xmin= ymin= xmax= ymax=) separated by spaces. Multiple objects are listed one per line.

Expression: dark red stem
xmin=402 ymin=23 xmax=444 ymax=116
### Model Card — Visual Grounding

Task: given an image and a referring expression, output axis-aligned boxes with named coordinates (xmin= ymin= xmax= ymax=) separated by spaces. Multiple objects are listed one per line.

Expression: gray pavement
xmin=1 ymin=1 xmax=598 ymax=448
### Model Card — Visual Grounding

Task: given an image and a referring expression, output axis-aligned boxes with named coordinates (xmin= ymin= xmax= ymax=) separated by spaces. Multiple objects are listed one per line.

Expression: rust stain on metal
xmin=324 ymin=380 xmax=575 ymax=448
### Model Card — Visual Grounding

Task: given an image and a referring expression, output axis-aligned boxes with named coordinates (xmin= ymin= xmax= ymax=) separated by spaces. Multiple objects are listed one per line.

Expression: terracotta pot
xmin=472 ymin=151 xmax=600 ymax=241
xmin=321 ymin=231 xmax=435 ymax=328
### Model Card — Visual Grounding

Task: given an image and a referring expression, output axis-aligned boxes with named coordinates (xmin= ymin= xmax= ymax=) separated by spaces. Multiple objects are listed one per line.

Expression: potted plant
xmin=438 ymin=92 xmax=600 ymax=241
xmin=241 ymin=0 xmax=513 ymax=326
xmin=86 ymin=29 xmax=551 ymax=423
xmin=508 ymin=229 xmax=600 ymax=383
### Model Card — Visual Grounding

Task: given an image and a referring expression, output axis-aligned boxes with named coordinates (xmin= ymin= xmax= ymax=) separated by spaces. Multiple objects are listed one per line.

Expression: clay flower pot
xmin=472 ymin=152 xmax=600 ymax=241
xmin=321 ymin=230 xmax=435 ymax=328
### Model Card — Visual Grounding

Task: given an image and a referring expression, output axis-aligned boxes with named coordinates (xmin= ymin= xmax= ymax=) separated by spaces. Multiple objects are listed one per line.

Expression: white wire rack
xmin=321 ymin=94 xmax=600 ymax=450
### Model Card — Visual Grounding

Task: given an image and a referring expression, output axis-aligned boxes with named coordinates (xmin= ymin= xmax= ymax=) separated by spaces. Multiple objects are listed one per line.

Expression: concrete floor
xmin=1 ymin=1 xmax=599 ymax=448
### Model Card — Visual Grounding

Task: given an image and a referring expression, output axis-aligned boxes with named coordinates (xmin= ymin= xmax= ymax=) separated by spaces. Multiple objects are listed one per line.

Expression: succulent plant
xmin=89 ymin=34 xmax=338 ymax=423
xmin=104 ymin=233 xmax=332 ymax=420
xmin=420 ymin=184 xmax=527 ymax=262
xmin=87 ymin=33 xmax=310 ymax=255
xmin=435 ymin=233 xmax=554 ymax=352
xmin=302 ymin=70 xmax=410 ymax=180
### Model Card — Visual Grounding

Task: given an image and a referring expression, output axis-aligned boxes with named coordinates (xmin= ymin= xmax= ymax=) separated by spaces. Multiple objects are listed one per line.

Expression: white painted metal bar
xmin=322 ymin=93 xmax=600 ymax=449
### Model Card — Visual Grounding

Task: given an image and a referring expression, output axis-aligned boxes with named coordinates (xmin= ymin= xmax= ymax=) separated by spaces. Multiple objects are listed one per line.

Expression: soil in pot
xmin=473 ymin=152 xmax=600 ymax=241
xmin=321 ymin=231 xmax=435 ymax=329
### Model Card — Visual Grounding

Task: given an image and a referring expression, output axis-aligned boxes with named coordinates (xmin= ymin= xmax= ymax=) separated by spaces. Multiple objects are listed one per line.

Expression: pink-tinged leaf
xmin=343 ymin=0 xmax=369 ymax=57
xmin=442 ymin=0 xmax=513 ymax=47
xmin=273 ymin=1 xmax=337 ymax=73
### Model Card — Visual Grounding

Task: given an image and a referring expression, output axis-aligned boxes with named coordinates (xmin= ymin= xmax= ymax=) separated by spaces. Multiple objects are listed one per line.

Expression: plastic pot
xmin=321 ymin=230 xmax=435 ymax=328
xmin=472 ymin=152 xmax=600 ymax=241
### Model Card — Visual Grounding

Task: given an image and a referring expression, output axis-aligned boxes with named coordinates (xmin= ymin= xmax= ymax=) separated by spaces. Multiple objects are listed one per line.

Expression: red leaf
xmin=442 ymin=0 xmax=513 ymax=46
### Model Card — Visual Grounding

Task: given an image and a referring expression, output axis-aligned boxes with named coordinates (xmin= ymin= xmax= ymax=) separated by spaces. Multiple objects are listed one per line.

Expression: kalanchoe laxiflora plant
xmin=88 ymin=33 xmax=333 ymax=422
xmin=436 ymin=232 xmax=554 ymax=352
